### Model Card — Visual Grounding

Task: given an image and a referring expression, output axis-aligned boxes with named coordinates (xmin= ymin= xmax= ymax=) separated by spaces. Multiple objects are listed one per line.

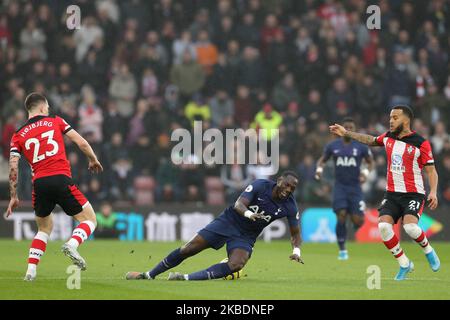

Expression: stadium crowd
xmin=0 ymin=0 xmax=449 ymax=207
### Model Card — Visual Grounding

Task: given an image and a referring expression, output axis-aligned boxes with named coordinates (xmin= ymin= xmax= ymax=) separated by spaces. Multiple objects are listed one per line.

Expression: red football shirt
xmin=10 ymin=115 xmax=73 ymax=181
xmin=375 ymin=131 xmax=434 ymax=195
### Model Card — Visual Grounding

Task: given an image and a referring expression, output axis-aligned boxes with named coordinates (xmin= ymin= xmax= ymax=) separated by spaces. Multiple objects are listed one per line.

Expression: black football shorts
xmin=32 ymin=175 xmax=89 ymax=217
xmin=378 ymin=191 xmax=425 ymax=223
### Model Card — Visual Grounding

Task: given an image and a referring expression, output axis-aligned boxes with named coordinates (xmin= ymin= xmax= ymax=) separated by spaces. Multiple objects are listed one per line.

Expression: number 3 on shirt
xmin=25 ymin=130 xmax=59 ymax=163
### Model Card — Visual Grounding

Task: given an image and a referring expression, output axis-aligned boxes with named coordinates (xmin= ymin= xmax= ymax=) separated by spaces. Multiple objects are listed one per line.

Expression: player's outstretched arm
xmin=360 ymin=152 xmax=375 ymax=183
xmin=6 ymin=155 xmax=20 ymax=217
xmin=66 ymin=129 xmax=103 ymax=173
xmin=315 ymin=155 xmax=327 ymax=180
xmin=234 ymin=197 xmax=262 ymax=221
xmin=424 ymin=165 xmax=439 ymax=210
xmin=329 ymin=124 xmax=379 ymax=146
xmin=289 ymin=225 xmax=304 ymax=264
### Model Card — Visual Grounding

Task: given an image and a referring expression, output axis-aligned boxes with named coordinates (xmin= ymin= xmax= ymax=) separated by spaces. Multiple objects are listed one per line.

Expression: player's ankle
xmin=27 ymin=263 xmax=37 ymax=272
xmin=66 ymin=238 xmax=79 ymax=248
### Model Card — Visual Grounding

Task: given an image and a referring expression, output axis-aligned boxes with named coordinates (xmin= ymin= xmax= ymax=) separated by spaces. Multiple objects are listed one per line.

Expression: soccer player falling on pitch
xmin=126 ymin=172 xmax=303 ymax=281
xmin=315 ymin=117 xmax=374 ymax=260
xmin=6 ymin=93 xmax=103 ymax=281
xmin=329 ymin=105 xmax=440 ymax=280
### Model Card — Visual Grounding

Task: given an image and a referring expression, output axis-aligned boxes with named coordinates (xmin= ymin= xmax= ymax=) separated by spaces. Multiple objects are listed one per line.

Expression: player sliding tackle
xmin=6 ymin=93 xmax=103 ymax=281
xmin=315 ymin=117 xmax=374 ymax=261
xmin=329 ymin=105 xmax=440 ymax=281
xmin=126 ymin=172 xmax=303 ymax=281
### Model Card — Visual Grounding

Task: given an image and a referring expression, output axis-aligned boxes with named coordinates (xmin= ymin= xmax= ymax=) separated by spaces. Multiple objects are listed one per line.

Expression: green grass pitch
xmin=0 ymin=240 xmax=449 ymax=300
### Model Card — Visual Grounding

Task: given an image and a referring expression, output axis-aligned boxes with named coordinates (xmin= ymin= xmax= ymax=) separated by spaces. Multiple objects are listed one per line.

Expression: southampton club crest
xmin=407 ymin=145 xmax=414 ymax=154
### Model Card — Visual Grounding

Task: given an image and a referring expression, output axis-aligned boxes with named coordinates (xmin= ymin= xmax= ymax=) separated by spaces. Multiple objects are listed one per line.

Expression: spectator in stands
xmin=271 ymin=73 xmax=300 ymax=113
xmin=19 ymin=17 xmax=46 ymax=62
xmin=209 ymin=90 xmax=234 ymax=128
xmin=95 ymin=202 xmax=120 ymax=238
xmin=184 ymin=93 xmax=211 ymax=128
xmin=195 ymin=29 xmax=218 ymax=75
xmin=251 ymin=102 xmax=283 ymax=150
xmin=155 ymin=157 xmax=180 ymax=202
xmin=109 ymin=63 xmax=138 ymax=118
xmin=74 ymin=16 xmax=103 ymax=63
xmin=172 ymin=30 xmax=197 ymax=65
xmin=431 ymin=121 xmax=449 ymax=155
xmin=77 ymin=86 xmax=103 ymax=142
xmin=326 ymin=77 xmax=354 ymax=122
xmin=221 ymin=162 xmax=251 ymax=203
xmin=2 ymin=87 xmax=25 ymax=120
xmin=233 ymin=85 xmax=254 ymax=128
xmin=178 ymin=154 xmax=205 ymax=202
xmin=170 ymin=50 xmax=205 ymax=101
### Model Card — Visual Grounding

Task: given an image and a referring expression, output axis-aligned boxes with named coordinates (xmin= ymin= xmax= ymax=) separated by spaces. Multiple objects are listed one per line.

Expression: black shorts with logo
xmin=378 ymin=191 xmax=425 ymax=223
xmin=32 ymin=175 xmax=88 ymax=217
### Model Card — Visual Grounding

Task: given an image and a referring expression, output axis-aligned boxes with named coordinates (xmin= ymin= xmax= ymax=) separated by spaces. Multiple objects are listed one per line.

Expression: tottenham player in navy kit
xmin=126 ymin=171 xmax=303 ymax=281
xmin=315 ymin=118 xmax=374 ymax=260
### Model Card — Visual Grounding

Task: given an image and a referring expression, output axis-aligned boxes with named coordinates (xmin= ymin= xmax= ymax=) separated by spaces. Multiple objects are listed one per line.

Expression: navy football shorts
xmin=333 ymin=184 xmax=365 ymax=215
xmin=198 ymin=218 xmax=254 ymax=256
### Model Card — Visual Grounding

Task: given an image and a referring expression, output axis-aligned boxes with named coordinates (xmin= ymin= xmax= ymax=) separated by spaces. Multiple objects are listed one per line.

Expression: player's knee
xmin=378 ymin=222 xmax=394 ymax=240
xmin=337 ymin=211 xmax=346 ymax=222
xmin=179 ymin=244 xmax=193 ymax=256
xmin=403 ymin=223 xmax=421 ymax=239
xmin=180 ymin=242 xmax=200 ymax=257
xmin=227 ymin=258 xmax=246 ymax=272
xmin=352 ymin=216 xmax=364 ymax=228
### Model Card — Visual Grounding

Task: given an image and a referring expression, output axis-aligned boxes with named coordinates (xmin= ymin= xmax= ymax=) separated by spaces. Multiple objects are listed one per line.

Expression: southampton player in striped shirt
xmin=6 ymin=93 xmax=103 ymax=281
xmin=330 ymin=105 xmax=440 ymax=281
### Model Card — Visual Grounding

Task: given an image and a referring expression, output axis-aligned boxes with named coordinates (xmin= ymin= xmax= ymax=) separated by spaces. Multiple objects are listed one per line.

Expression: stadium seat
xmin=134 ymin=176 xmax=156 ymax=206
xmin=204 ymin=176 xmax=225 ymax=206
xmin=134 ymin=176 xmax=156 ymax=190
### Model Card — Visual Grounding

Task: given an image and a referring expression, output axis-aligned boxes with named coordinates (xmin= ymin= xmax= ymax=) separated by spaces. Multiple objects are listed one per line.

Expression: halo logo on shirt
xmin=391 ymin=154 xmax=405 ymax=172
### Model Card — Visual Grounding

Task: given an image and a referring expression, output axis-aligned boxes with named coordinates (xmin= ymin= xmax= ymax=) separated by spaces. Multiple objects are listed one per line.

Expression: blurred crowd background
xmin=0 ymin=0 xmax=449 ymax=209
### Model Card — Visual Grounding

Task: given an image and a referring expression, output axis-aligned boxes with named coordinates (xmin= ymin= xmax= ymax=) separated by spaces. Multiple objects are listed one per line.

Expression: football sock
xmin=28 ymin=231 xmax=49 ymax=271
xmin=67 ymin=220 xmax=96 ymax=249
xmin=186 ymin=262 xmax=233 ymax=281
xmin=148 ymin=248 xmax=185 ymax=279
xmin=336 ymin=220 xmax=347 ymax=251
xmin=378 ymin=222 xmax=409 ymax=267
xmin=403 ymin=223 xmax=433 ymax=254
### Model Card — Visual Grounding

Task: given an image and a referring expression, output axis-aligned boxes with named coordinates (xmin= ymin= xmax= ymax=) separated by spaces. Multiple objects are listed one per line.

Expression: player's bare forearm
xmin=234 ymin=197 xmax=250 ymax=216
xmin=66 ymin=129 xmax=98 ymax=161
xmin=290 ymin=226 xmax=302 ymax=249
xmin=316 ymin=156 xmax=326 ymax=169
xmin=79 ymin=141 xmax=98 ymax=161
xmin=425 ymin=165 xmax=438 ymax=194
xmin=365 ymin=156 xmax=375 ymax=172
xmin=330 ymin=124 xmax=379 ymax=146
xmin=344 ymin=131 xmax=378 ymax=146
xmin=424 ymin=165 xmax=438 ymax=209
xmin=9 ymin=156 xmax=19 ymax=199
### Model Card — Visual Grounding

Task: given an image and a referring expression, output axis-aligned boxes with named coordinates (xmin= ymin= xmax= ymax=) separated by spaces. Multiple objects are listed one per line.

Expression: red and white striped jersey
xmin=375 ymin=131 xmax=434 ymax=195
xmin=10 ymin=115 xmax=73 ymax=182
